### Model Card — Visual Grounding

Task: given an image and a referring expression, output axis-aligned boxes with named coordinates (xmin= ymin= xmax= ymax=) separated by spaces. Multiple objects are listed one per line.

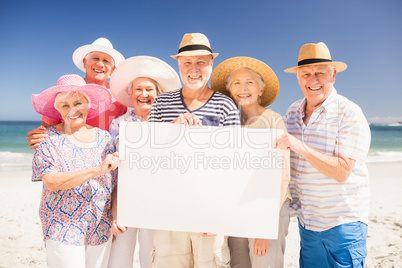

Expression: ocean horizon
xmin=1 ymin=120 xmax=402 ymax=171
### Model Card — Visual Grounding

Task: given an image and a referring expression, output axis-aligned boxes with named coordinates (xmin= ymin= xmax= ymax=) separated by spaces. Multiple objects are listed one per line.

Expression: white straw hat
xmin=110 ymin=56 xmax=181 ymax=108
xmin=72 ymin=37 xmax=125 ymax=73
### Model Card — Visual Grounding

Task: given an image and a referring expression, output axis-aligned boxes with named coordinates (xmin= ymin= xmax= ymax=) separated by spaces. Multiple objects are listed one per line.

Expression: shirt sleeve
xmin=42 ymin=115 xmax=61 ymax=126
xmin=148 ymin=97 xmax=162 ymax=123
xmin=336 ymin=107 xmax=371 ymax=162
xmin=31 ymin=140 xmax=57 ymax=182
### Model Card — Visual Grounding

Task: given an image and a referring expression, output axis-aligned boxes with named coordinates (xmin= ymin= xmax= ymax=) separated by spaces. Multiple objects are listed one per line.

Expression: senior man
xmin=275 ymin=42 xmax=371 ymax=268
xmin=27 ymin=37 xmax=127 ymax=148
xmin=149 ymin=33 xmax=240 ymax=268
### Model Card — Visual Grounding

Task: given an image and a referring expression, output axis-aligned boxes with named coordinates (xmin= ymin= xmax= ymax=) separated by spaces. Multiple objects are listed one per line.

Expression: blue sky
xmin=1 ymin=0 xmax=401 ymax=123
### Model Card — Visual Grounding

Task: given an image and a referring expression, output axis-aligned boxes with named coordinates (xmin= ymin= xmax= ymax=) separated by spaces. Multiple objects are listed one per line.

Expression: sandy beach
xmin=1 ymin=162 xmax=401 ymax=268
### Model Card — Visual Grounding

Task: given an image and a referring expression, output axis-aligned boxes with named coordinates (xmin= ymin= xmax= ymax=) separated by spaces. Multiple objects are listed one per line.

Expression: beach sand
xmin=1 ymin=162 xmax=401 ymax=268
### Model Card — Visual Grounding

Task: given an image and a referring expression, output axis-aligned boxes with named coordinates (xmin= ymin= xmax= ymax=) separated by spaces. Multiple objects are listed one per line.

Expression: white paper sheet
xmin=117 ymin=121 xmax=284 ymax=239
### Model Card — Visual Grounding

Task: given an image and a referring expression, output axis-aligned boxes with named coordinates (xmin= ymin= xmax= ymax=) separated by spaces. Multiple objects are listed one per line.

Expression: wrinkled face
xmin=56 ymin=92 xmax=90 ymax=127
xmin=297 ymin=65 xmax=336 ymax=109
xmin=178 ymin=55 xmax=213 ymax=90
xmin=83 ymin=51 xmax=115 ymax=84
xmin=130 ymin=77 xmax=158 ymax=114
xmin=229 ymin=69 xmax=263 ymax=107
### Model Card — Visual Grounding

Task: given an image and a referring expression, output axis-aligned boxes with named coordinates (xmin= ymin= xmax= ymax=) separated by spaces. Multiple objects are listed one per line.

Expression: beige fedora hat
xmin=171 ymin=33 xmax=219 ymax=59
xmin=284 ymin=42 xmax=347 ymax=73
xmin=210 ymin=57 xmax=280 ymax=107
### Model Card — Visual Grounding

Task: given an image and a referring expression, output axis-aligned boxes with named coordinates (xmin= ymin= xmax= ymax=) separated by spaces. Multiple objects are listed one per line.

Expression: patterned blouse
xmin=32 ymin=126 xmax=116 ymax=246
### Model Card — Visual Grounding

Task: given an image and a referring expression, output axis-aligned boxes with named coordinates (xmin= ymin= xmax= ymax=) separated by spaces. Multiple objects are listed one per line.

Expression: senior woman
xmin=210 ymin=57 xmax=291 ymax=268
xmin=31 ymin=74 xmax=120 ymax=268
xmin=107 ymin=56 xmax=181 ymax=268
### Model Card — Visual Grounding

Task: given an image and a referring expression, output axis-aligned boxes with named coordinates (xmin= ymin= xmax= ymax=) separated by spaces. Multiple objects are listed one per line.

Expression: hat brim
xmin=171 ymin=50 xmax=219 ymax=60
xmin=210 ymin=57 xmax=280 ymax=107
xmin=110 ymin=56 xmax=182 ymax=108
xmin=284 ymin=61 xmax=347 ymax=73
xmin=72 ymin=44 xmax=125 ymax=74
xmin=32 ymin=84 xmax=112 ymax=122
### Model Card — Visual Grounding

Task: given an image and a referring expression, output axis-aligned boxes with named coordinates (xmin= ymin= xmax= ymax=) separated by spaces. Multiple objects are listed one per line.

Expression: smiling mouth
xmin=308 ymin=86 xmax=321 ymax=91
xmin=188 ymin=75 xmax=201 ymax=79
xmin=68 ymin=114 xmax=82 ymax=120
xmin=138 ymin=100 xmax=151 ymax=103
xmin=237 ymin=94 xmax=251 ymax=98
xmin=93 ymin=69 xmax=104 ymax=74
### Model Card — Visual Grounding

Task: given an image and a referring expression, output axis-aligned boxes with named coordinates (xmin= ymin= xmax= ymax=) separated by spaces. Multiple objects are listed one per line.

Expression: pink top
xmin=32 ymin=126 xmax=116 ymax=246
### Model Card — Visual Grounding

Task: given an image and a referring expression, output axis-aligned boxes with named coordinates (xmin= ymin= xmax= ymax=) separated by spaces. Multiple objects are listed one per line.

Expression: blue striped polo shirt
xmin=149 ymin=88 xmax=240 ymax=126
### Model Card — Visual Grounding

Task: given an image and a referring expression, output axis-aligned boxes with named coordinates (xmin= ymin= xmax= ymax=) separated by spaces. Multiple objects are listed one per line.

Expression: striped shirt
xmin=285 ymin=88 xmax=371 ymax=232
xmin=149 ymin=88 xmax=240 ymax=126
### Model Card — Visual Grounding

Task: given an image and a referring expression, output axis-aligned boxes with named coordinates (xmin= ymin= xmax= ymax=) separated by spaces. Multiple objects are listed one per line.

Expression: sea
xmin=0 ymin=121 xmax=402 ymax=171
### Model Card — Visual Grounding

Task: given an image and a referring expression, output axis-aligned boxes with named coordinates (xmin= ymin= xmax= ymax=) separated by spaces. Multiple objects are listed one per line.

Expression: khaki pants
xmin=229 ymin=200 xmax=290 ymax=268
xmin=152 ymin=231 xmax=230 ymax=268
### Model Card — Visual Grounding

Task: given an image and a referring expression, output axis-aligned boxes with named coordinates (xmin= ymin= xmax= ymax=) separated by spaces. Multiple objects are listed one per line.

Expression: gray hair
xmin=54 ymin=91 xmax=91 ymax=112
xmin=126 ymin=77 xmax=162 ymax=96
xmin=225 ymin=67 xmax=265 ymax=91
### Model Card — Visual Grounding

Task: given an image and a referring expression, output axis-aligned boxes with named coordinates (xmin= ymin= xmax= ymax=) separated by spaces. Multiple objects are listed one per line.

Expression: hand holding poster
xmin=117 ymin=121 xmax=284 ymax=239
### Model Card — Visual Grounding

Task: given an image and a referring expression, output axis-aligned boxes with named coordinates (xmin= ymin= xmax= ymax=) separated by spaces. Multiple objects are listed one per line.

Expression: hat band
xmin=298 ymin=58 xmax=332 ymax=66
xmin=178 ymin=44 xmax=213 ymax=54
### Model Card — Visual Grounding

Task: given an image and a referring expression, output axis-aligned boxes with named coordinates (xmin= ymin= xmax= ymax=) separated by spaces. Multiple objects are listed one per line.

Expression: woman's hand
xmin=254 ymin=238 xmax=270 ymax=256
xmin=111 ymin=220 xmax=127 ymax=235
xmin=172 ymin=113 xmax=202 ymax=126
xmin=200 ymin=232 xmax=216 ymax=237
xmin=98 ymin=152 xmax=120 ymax=175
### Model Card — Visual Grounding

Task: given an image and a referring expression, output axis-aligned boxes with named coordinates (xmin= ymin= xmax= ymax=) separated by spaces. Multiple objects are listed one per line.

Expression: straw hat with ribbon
xmin=284 ymin=42 xmax=347 ymax=73
xmin=32 ymin=74 xmax=112 ymax=121
xmin=110 ymin=56 xmax=181 ymax=108
xmin=72 ymin=37 xmax=125 ymax=73
xmin=171 ymin=33 xmax=219 ymax=59
xmin=210 ymin=57 xmax=280 ymax=107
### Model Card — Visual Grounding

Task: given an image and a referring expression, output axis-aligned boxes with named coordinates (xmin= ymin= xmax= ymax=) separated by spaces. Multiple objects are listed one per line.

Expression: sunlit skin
xmin=296 ymin=64 xmax=336 ymax=118
xmin=83 ymin=51 xmax=116 ymax=87
xmin=56 ymin=92 xmax=90 ymax=133
xmin=172 ymin=55 xmax=214 ymax=126
xmin=229 ymin=69 xmax=265 ymax=125
xmin=178 ymin=55 xmax=213 ymax=91
xmin=130 ymin=77 xmax=158 ymax=121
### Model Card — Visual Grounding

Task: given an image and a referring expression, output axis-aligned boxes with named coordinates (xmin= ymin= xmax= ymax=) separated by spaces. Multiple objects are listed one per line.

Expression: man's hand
xmin=172 ymin=113 xmax=202 ymax=126
xmin=274 ymin=133 xmax=303 ymax=154
xmin=27 ymin=125 xmax=48 ymax=150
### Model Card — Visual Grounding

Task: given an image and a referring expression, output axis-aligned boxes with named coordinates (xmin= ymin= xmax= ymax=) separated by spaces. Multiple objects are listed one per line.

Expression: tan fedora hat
xmin=284 ymin=42 xmax=347 ymax=73
xmin=171 ymin=33 xmax=219 ymax=59
xmin=210 ymin=57 xmax=280 ymax=107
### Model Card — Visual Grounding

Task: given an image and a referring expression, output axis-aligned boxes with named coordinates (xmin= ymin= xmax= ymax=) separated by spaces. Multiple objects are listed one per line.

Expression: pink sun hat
xmin=32 ymin=74 xmax=112 ymax=122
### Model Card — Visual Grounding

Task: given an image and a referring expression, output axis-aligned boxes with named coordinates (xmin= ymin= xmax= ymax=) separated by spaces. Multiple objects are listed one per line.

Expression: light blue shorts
xmin=298 ymin=220 xmax=368 ymax=268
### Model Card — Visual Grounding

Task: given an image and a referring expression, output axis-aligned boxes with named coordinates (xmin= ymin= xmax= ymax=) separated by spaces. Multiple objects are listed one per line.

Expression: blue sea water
xmin=0 ymin=121 xmax=402 ymax=171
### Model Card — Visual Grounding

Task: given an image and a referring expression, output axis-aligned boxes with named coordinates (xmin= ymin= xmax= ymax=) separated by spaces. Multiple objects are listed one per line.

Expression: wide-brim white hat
xmin=110 ymin=56 xmax=182 ymax=108
xmin=72 ymin=37 xmax=125 ymax=73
